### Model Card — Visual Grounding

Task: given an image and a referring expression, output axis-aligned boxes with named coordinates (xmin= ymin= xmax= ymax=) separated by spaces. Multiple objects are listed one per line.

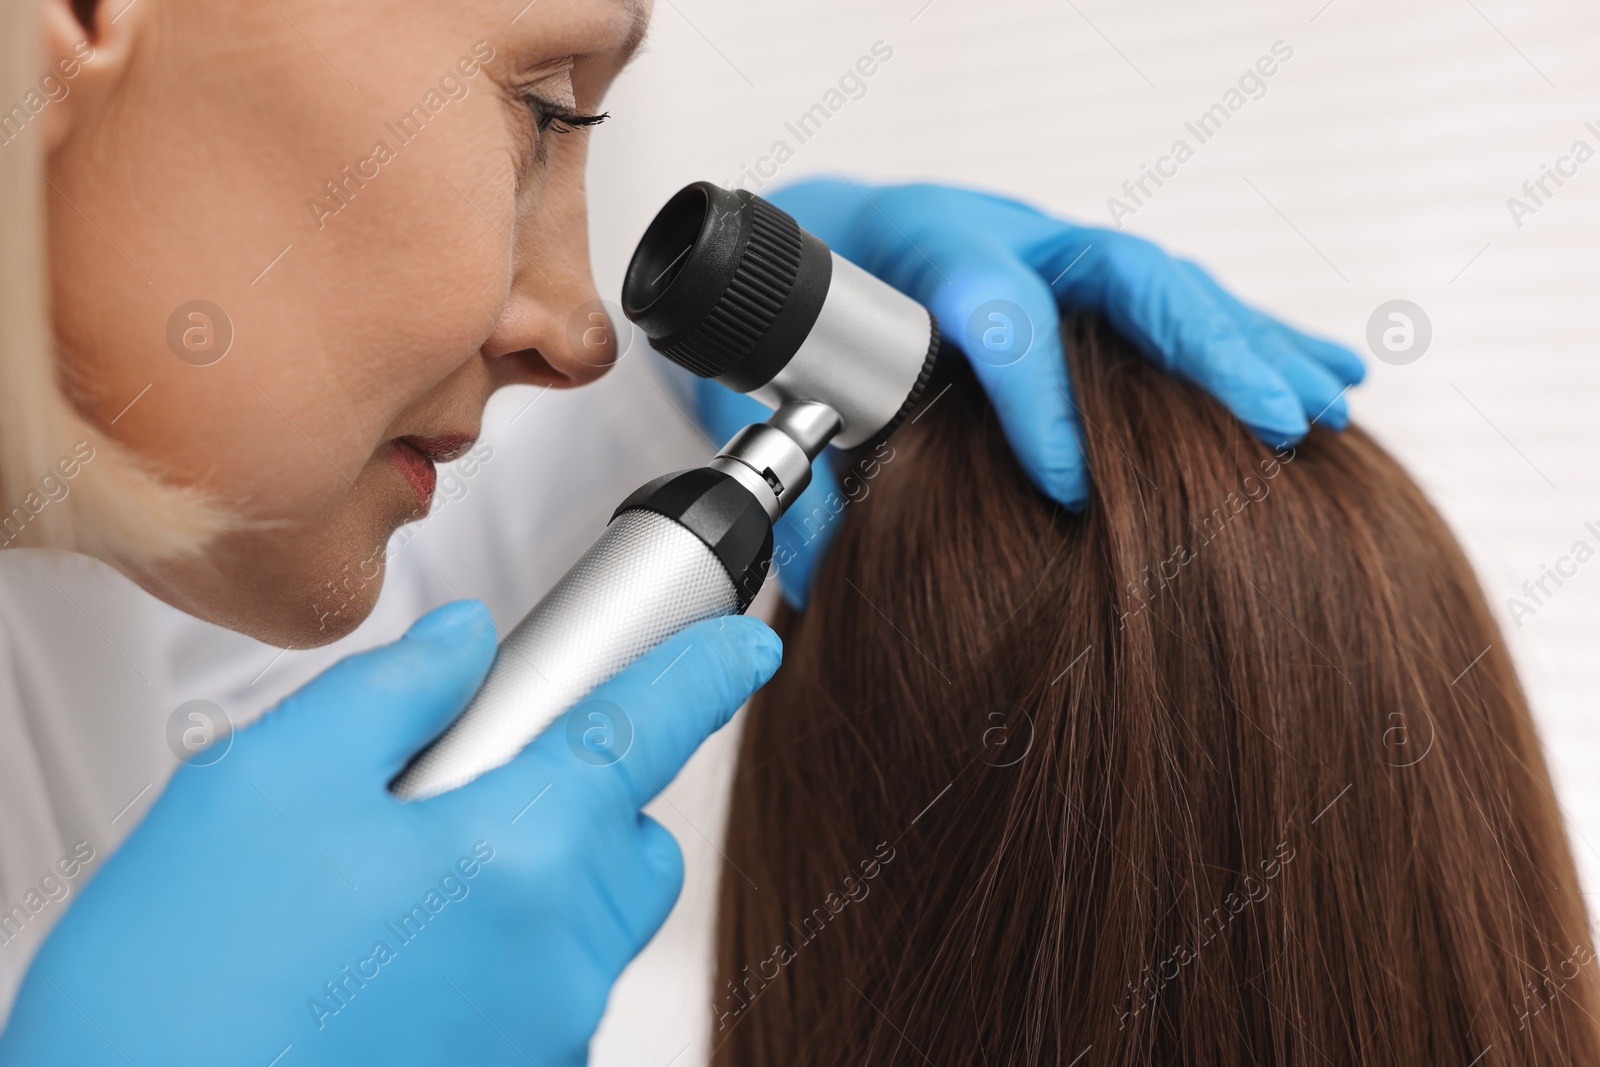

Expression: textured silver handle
xmin=391 ymin=509 xmax=741 ymax=800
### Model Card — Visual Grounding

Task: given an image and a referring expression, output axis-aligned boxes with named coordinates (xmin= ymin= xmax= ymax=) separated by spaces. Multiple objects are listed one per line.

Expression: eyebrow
xmin=614 ymin=0 xmax=651 ymax=69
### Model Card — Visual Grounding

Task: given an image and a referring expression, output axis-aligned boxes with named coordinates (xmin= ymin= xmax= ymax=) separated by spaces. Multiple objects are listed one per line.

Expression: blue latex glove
xmin=0 ymin=602 xmax=780 ymax=1067
xmin=694 ymin=178 xmax=1366 ymax=608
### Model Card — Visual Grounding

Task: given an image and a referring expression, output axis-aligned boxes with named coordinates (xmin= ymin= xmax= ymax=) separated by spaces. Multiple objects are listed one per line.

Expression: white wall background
xmin=583 ymin=1 xmax=1600 ymax=1063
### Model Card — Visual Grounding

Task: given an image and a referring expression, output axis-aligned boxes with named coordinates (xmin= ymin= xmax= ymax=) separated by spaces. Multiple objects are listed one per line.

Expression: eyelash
xmin=522 ymin=92 xmax=610 ymax=136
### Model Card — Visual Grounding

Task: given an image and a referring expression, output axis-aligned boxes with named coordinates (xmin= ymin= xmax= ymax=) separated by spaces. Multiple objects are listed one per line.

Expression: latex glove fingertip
xmin=406 ymin=599 xmax=493 ymax=642
xmin=1310 ymin=396 xmax=1350 ymax=430
xmin=1243 ymin=421 xmax=1309 ymax=451
xmin=1021 ymin=447 xmax=1090 ymax=510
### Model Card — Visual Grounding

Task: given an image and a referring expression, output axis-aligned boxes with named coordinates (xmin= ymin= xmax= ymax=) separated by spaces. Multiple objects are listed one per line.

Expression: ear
xmin=38 ymin=0 xmax=145 ymax=154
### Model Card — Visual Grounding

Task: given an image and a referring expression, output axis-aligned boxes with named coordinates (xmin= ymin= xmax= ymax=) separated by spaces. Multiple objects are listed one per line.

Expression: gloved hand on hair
xmin=0 ymin=601 xmax=779 ymax=1067
xmin=693 ymin=178 xmax=1366 ymax=609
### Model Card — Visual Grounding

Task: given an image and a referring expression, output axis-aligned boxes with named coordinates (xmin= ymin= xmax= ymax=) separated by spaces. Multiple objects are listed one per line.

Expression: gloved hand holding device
xmin=0 ymin=602 xmax=780 ymax=1067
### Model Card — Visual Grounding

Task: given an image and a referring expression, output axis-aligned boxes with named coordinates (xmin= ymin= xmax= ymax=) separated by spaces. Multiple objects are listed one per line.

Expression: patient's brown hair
xmin=712 ymin=317 xmax=1599 ymax=1065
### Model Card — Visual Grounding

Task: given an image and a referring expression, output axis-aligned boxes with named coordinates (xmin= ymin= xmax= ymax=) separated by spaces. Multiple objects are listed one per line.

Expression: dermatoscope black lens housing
xmin=622 ymin=181 xmax=939 ymax=450
xmin=623 ymin=182 xmax=831 ymax=391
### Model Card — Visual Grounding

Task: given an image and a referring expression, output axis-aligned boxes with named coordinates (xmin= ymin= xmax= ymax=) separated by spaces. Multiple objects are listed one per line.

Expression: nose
xmin=481 ymin=174 xmax=617 ymax=390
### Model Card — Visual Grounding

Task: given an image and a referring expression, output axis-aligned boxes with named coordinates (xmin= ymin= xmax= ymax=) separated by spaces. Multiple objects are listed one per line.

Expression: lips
xmin=386 ymin=434 xmax=477 ymax=510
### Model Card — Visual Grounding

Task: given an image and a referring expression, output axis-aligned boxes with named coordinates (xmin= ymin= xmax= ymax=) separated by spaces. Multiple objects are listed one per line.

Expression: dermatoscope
xmin=391 ymin=181 xmax=938 ymax=800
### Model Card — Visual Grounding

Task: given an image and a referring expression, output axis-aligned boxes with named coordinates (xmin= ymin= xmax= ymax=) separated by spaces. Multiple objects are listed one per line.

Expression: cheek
xmin=277 ymin=98 xmax=517 ymax=437
xmin=319 ymin=104 xmax=518 ymax=341
xmin=55 ymin=90 xmax=514 ymax=522
xmin=48 ymin=15 xmax=529 ymax=644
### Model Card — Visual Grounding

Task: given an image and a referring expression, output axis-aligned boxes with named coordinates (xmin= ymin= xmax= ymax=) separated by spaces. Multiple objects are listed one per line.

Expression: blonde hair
xmin=0 ymin=0 xmax=224 ymax=562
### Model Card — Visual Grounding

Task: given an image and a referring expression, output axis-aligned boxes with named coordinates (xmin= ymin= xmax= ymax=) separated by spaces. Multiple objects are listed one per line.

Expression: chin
xmin=133 ymin=515 xmax=402 ymax=650
xmin=126 ymin=442 xmax=444 ymax=648
xmin=278 ymin=574 xmax=386 ymax=648
xmin=141 ymin=558 xmax=388 ymax=649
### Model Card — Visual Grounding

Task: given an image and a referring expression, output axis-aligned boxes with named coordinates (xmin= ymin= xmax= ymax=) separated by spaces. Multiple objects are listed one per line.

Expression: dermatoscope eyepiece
xmin=622 ymin=181 xmax=939 ymax=449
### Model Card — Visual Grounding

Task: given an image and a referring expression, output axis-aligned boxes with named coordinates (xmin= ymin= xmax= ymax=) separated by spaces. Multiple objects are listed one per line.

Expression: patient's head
xmin=713 ymin=316 xmax=1599 ymax=1065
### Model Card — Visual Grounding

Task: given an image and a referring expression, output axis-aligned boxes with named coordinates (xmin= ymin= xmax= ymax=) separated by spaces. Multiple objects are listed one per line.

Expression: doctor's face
xmin=46 ymin=0 xmax=649 ymax=645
